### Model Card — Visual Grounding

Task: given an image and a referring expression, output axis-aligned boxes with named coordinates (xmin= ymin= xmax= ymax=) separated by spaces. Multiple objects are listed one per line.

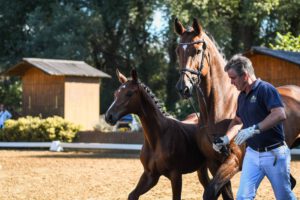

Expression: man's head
xmin=0 ymin=104 xmax=4 ymax=111
xmin=224 ymin=54 xmax=255 ymax=91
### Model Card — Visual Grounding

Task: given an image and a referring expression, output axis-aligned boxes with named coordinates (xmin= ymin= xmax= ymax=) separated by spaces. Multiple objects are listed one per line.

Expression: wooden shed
xmin=244 ymin=47 xmax=300 ymax=86
xmin=4 ymin=58 xmax=111 ymax=130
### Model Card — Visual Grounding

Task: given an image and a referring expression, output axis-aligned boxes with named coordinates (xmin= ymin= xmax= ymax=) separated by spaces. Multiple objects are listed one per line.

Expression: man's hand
xmin=234 ymin=125 xmax=260 ymax=145
xmin=213 ymin=135 xmax=229 ymax=153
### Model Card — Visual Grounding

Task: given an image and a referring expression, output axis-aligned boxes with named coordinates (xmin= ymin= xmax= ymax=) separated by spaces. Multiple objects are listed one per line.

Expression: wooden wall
xmin=247 ymin=54 xmax=300 ymax=87
xmin=64 ymin=76 xmax=100 ymax=130
xmin=22 ymin=68 xmax=65 ymax=117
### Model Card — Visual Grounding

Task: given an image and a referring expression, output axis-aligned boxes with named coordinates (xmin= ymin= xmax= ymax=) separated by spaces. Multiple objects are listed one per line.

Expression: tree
xmin=270 ymin=32 xmax=300 ymax=52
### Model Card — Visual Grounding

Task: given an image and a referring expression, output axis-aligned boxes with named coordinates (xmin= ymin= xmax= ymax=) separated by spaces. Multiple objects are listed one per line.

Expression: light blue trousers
xmin=237 ymin=145 xmax=297 ymax=200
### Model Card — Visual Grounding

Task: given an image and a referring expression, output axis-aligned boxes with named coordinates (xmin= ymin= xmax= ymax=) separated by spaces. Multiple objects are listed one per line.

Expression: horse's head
xmin=174 ymin=18 xmax=210 ymax=98
xmin=105 ymin=69 xmax=140 ymax=125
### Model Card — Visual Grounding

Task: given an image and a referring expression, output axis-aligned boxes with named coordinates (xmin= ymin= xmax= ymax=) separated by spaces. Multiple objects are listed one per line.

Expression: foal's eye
xmin=126 ymin=91 xmax=133 ymax=97
xmin=196 ymin=49 xmax=202 ymax=54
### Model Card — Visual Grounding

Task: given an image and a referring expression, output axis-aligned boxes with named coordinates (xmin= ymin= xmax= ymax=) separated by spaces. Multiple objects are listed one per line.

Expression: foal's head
xmin=174 ymin=18 xmax=211 ymax=98
xmin=105 ymin=69 xmax=141 ymax=125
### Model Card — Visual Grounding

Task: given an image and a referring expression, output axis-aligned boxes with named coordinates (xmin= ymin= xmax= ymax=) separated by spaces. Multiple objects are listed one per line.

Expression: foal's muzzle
xmin=105 ymin=111 xmax=118 ymax=125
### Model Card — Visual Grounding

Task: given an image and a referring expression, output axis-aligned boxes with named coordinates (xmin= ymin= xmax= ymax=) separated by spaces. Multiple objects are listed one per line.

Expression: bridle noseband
xmin=178 ymin=39 xmax=207 ymax=85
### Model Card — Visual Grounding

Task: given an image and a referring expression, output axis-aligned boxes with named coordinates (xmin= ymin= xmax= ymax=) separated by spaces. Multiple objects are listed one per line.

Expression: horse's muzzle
xmin=176 ymin=79 xmax=193 ymax=99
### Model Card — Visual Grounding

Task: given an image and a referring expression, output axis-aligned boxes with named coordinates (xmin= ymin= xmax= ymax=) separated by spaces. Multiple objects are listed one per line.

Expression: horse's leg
xmin=207 ymin=162 xmax=234 ymax=200
xmin=128 ymin=171 xmax=160 ymax=200
xmin=290 ymin=174 xmax=296 ymax=190
xmin=204 ymin=155 xmax=239 ymax=200
xmin=169 ymin=171 xmax=182 ymax=200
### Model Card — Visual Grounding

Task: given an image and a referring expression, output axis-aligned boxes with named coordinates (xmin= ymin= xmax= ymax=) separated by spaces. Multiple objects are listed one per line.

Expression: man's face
xmin=227 ymin=68 xmax=248 ymax=91
xmin=0 ymin=104 xmax=3 ymax=111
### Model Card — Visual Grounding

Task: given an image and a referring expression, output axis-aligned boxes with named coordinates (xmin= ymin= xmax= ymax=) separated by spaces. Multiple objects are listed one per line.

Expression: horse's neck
xmin=201 ymin=37 xmax=239 ymax=123
xmin=137 ymin=91 xmax=166 ymax=148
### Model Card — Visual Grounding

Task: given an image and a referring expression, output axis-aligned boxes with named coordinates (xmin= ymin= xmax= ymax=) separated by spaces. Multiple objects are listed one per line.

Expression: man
xmin=0 ymin=103 xmax=12 ymax=128
xmin=212 ymin=55 xmax=296 ymax=199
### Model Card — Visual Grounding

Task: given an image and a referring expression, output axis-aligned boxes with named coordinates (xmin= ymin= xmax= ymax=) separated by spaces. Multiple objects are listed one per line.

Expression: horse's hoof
xmin=291 ymin=176 xmax=296 ymax=190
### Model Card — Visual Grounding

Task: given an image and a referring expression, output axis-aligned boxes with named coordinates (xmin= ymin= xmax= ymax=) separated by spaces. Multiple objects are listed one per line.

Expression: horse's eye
xmin=196 ymin=49 xmax=202 ymax=54
xmin=126 ymin=91 xmax=133 ymax=97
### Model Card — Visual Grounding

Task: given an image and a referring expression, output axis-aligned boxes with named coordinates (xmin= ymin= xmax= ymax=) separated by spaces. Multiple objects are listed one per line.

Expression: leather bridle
xmin=178 ymin=39 xmax=207 ymax=85
xmin=178 ymin=39 xmax=209 ymax=126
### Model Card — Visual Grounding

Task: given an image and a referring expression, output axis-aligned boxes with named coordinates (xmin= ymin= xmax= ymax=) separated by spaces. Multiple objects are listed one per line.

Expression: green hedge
xmin=0 ymin=116 xmax=81 ymax=142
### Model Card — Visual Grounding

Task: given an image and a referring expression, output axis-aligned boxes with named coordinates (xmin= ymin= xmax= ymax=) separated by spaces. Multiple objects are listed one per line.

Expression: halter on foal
xmin=105 ymin=69 xmax=211 ymax=200
xmin=174 ymin=18 xmax=300 ymax=199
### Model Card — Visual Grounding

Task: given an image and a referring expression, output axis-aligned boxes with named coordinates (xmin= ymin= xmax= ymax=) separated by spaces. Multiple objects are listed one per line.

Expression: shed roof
xmin=2 ymin=58 xmax=111 ymax=78
xmin=245 ymin=46 xmax=300 ymax=66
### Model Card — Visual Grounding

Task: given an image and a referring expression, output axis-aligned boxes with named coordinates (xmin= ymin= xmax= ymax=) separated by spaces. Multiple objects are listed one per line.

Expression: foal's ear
xmin=174 ymin=18 xmax=185 ymax=35
xmin=131 ymin=68 xmax=138 ymax=83
xmin=192 ymin=18 xmax=202 ymax=35
xmin=116 ymin=69 xmax=127 ymax=83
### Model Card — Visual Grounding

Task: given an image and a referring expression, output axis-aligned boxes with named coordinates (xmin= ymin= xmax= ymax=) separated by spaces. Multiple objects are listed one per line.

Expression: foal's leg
xmin=203 ymin=155 xmax=239 ymax=200
xmin=197 ymin=164 xmax=210 ymax=188
xmin=169 ymin=171 xmax=182 ymax=200
xmin=128 ymin=171 xmax=159 ymax=200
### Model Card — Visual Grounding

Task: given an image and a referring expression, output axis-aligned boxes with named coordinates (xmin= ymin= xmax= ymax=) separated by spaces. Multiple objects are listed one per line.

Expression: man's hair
xmin=224 ymin=54 xmax=254 ymax=76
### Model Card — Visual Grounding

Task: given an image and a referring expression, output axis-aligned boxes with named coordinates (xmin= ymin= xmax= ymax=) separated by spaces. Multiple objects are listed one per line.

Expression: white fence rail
xmin=0 ymin=142 xmax=299 ymax=155
xmin=0 ymin=141 xmax=142 ymax=152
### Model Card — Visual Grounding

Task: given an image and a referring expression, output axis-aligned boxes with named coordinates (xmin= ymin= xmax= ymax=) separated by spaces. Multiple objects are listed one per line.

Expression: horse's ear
xmin=116 ymin=69 xmax=127 ymax=83
xmin=192 ymin=18 xmax=202 ymax=35
xmin=131 ymin=68 xmax=138 ymax=83
xmin=174 ymin=18 xmax=185 ymax=35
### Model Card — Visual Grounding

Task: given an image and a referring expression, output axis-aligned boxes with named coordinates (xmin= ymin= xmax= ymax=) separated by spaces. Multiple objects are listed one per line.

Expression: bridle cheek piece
xmin=179 ymin=39 xmax=207 ymax=85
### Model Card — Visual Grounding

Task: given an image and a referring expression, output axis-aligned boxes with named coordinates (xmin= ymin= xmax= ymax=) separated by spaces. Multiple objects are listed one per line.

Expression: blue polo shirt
xmin=236 ymin=79 xmax=284 ymax=149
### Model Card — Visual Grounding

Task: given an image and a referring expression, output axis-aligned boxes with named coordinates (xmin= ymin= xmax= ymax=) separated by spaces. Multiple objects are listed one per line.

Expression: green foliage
xmin=0 ymin=77 xmax=22 ymax=116
xmin=1 ymin=0 xmax=300 ymax=119
xmin=269 ymin=32 xmax=300 ymax=52
xmin=0 ymin=116 xmax=81 ymax=142
xmin=171 ymin=100 xmax=195 ymax=120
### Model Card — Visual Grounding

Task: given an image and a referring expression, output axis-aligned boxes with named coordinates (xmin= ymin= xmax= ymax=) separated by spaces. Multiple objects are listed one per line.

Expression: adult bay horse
xmin=174 ymin=18 xmax=300 ymax=199
xmin=105 ymin=69 xmax=212 ymax=200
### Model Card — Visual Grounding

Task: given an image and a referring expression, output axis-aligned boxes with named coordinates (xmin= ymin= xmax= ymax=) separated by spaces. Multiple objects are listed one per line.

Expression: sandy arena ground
xmin=0 ymin=150 xmax=299 ymax=200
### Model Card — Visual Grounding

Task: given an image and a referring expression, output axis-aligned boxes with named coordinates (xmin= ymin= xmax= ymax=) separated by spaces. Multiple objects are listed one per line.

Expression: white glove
xmin=234 ymin=125 xmax=260 ymax=145
xmin=213 ymin=135 xmax=229 ymax=153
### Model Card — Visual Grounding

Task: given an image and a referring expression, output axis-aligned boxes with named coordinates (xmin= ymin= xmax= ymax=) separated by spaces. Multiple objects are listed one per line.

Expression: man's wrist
xmin=254 ymin=124 xmax=261 ymax=133
xmin=222 ymin=135 xmax=230 ymax=145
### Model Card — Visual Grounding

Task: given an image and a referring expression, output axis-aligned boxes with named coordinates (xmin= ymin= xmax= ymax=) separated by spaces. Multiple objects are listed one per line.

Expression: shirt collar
xmin=251 ymin=78 xmax=261 ymax=91
xmin=241 ymin=78 xmax=261 ymax=96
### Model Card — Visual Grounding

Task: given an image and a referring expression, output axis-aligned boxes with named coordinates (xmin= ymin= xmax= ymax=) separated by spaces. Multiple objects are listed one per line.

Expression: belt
xmin=253 ymin=141 xmax=285 ymax=152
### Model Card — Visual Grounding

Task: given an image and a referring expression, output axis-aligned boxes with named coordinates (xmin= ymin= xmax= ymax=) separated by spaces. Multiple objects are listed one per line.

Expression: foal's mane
xmin=139 ymin=82 xmax=171 ymax=117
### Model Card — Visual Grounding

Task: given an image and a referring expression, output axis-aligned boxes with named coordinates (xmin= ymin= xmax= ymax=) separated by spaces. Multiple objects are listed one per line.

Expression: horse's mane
xmin=183 ymin=26 xmax=227 ymax=61
xmin=139 ymin=82 xmax=172 ymax=117
xmin=204 ymin=30 xmax=227 ymax=62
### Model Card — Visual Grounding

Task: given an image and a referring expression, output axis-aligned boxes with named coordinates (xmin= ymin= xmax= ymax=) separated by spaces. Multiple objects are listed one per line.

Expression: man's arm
xmin=257 ymin=107 xmax=286 ymax=131
xmin=234 ymin=107 xmax=286 ymax=145
xmin=226 ymin=116 xmax=243 ymax=141
xmin=212 ymin=116 xmax=243 ymax=153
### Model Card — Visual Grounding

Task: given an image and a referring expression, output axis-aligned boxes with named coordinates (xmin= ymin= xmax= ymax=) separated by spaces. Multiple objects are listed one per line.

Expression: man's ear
xmin=116 ymin=69 xmax=127 ymax=83
xmin=131 ymin=68 xmax=138 ymax=83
